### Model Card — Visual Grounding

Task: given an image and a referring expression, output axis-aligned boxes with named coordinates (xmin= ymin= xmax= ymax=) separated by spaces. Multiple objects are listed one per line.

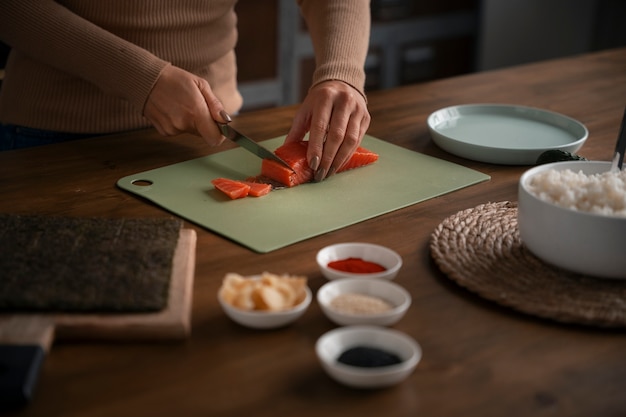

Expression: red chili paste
xmin=327 ymin=257 xmax=387 ymax=274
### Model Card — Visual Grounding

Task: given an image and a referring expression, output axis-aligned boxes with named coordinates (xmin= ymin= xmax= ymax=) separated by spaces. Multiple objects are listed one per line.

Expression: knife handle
xmin=0 ymin=345 xmax=46 ymax=409
xmin=0 ymin=317 xmax=55 ymax=409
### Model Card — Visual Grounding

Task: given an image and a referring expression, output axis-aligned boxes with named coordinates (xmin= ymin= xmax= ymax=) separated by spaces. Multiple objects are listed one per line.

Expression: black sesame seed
xmin=337 ymin=346 xmax=403 ymax=368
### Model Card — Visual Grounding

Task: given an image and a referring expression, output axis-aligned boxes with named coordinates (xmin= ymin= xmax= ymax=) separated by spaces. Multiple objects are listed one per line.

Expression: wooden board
xmin=0 ymin=229 xmax=196 ymax=408
xmin=0 ymin=228 xmax=196 ymax=347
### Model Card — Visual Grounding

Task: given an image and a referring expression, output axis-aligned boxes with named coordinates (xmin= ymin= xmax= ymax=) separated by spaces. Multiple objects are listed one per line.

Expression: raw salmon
xmin=338 ymin=147 xmax=379 ymax=172
xmin=261 ymin=142 xmax=314 ymax=187
xmin=261 ymin=141 xmax=378 ymax=187
xmin=242 ymin=181 xmax=272 ymax=197
xmin=211 ymin=178 xmax=251 ymax=200
xmin=211 ymin=178 xmax=272 ymax=199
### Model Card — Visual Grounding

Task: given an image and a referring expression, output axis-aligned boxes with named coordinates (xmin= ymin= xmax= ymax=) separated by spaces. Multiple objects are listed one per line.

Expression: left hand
xmin=284 ymin=80 xmax=371 ymax=181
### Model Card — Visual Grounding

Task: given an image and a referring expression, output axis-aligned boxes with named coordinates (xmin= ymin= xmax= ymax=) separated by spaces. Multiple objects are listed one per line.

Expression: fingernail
xmin=314 ymin=168 xmax=326 ymax=182
xmin=309 ymin=155 xmax=320 ymax=171
xmin=220 ymin=110 xmax=232 ymax=123
xmin=327 ymin=166 xmax=337 ymax=177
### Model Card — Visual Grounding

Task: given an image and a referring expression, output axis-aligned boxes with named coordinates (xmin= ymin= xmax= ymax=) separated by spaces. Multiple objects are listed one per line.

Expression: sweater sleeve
xmin=297 ymin=0 xmax=371 ymax=99
xmin=0 ymin=0 xmax=168 ymax=114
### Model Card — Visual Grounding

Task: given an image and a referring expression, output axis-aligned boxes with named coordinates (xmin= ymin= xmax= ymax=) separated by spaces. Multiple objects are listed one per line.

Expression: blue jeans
xmin=0 ymin=124 xmax=101 ymax=151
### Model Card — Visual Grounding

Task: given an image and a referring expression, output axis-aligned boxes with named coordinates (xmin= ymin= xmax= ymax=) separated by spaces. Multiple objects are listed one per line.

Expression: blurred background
xmin=235 ymin=0 xmax=626 ymax=110
xmin=1 ymin=0 xmax=625 ymax=112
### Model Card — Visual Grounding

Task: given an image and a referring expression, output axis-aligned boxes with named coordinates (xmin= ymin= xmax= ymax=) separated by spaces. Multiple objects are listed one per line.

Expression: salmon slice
xmin=211 ymin=178 xmax=251 ymax=199
xmin=338 ymin=147 xmax=379 ymax=172
xmin=261 ymin=141 xmax=378 ymax=187
xmin=261 ymin=142 xmax=313 ymax=187
xmin=242 ymin=181 xmax=272 ymax=197
xmin=212 ymin=178 xmax=271 ymax=199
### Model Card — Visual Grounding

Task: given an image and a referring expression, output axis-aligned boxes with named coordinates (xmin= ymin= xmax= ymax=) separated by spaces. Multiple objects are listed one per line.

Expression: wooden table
xmin=2 ymin=48 xmax=626 ymax=417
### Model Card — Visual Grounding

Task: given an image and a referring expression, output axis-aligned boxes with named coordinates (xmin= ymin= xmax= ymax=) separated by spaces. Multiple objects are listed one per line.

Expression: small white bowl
xmin=316 ymin=243 xmax=402 ymax=281
xmin=315 ymin=325 xmax=421 ymax=389
xmin=317 ymin=278 xmax=411 ymax=326
xmin=218 ymin=284 xmax=312 ymax=329
xmin=518 ymin=160 xmax=626 ymax=279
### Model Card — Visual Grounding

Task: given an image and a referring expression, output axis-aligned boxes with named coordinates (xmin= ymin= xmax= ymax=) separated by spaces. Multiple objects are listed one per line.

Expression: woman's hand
xmin=285 ymin=80 xmax=370 ymax=181
xmin=144 ymin=65 xmax=231 ymax=146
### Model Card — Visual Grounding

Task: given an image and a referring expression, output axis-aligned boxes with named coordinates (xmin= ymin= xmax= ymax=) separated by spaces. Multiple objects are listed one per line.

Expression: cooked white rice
xmin=527 ymin=168 xmax=626 ymax=217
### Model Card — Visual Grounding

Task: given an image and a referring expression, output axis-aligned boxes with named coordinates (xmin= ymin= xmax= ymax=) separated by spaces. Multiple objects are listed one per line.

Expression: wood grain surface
xmin=1 ymin=48 xmax=625 ymax=417
xmin=0 ymin=229 xmax=196 ymax=347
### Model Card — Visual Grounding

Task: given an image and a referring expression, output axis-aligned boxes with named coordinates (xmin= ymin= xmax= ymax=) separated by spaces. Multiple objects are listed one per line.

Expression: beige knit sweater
xmin=0 ymin=0 xmax=370 ymax=134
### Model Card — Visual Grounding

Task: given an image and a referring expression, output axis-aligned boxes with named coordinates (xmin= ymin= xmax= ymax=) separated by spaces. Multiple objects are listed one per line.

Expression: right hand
xmin=143 ymin=65 xmax=230 ymax=146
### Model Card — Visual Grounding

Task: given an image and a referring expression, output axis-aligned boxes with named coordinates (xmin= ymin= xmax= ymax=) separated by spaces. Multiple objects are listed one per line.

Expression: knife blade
xmin=219 ymin=123 xmax=294 ymax=172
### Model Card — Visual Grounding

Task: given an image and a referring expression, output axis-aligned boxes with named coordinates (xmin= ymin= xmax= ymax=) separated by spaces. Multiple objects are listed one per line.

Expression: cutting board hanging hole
xmin=131 ymin=179 xmax=153 ymax=187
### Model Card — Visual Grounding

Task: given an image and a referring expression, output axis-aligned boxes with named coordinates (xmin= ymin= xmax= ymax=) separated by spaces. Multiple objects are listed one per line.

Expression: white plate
xmin=427 ymin=104 xmax=588 ymax=165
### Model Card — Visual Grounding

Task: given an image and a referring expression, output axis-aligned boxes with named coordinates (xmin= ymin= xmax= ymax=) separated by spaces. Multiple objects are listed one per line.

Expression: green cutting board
xmin=117 ymin=135 xmax=489 ymax=253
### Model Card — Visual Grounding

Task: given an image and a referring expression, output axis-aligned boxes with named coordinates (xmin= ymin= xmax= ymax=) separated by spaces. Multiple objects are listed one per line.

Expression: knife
xmin=219 ymin=123 xmax=294 ymax=172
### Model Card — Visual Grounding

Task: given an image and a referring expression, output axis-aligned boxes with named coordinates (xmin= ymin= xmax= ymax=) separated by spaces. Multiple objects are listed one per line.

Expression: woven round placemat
xmin=430 ymin=201 xmax=626 ymax=328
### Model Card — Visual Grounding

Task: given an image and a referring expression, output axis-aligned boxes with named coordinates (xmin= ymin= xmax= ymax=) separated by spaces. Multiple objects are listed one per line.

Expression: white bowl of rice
xmin=518 ymin=160 xmax=626 ymax=279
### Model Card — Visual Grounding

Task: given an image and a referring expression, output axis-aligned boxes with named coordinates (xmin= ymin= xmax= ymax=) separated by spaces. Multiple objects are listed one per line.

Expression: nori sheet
xmin=0 ymin=214 xmax=183 ymax=313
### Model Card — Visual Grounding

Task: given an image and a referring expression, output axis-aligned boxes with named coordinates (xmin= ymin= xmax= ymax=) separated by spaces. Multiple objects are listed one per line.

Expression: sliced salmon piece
xmin=338 ymin=147 xmax=379 ymax=172
xmin=242 ymin=181 xmax=272 ymax=197
xmin=264 ymin=141 xmax=315 ymax=187
xmin=261 ymin=141 xmax=378 ymax=187
xmin=211 ymin=178 xmax=251 ymax=199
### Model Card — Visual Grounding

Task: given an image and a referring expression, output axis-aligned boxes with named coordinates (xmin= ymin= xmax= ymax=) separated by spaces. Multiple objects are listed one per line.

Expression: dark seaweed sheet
xmin=0 ymin=214 xmax=182 ymax=313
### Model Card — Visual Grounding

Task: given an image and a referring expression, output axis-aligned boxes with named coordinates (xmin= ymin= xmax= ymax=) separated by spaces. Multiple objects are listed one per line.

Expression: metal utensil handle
xmin=614 ymin=106 xmax=626 ymax=170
